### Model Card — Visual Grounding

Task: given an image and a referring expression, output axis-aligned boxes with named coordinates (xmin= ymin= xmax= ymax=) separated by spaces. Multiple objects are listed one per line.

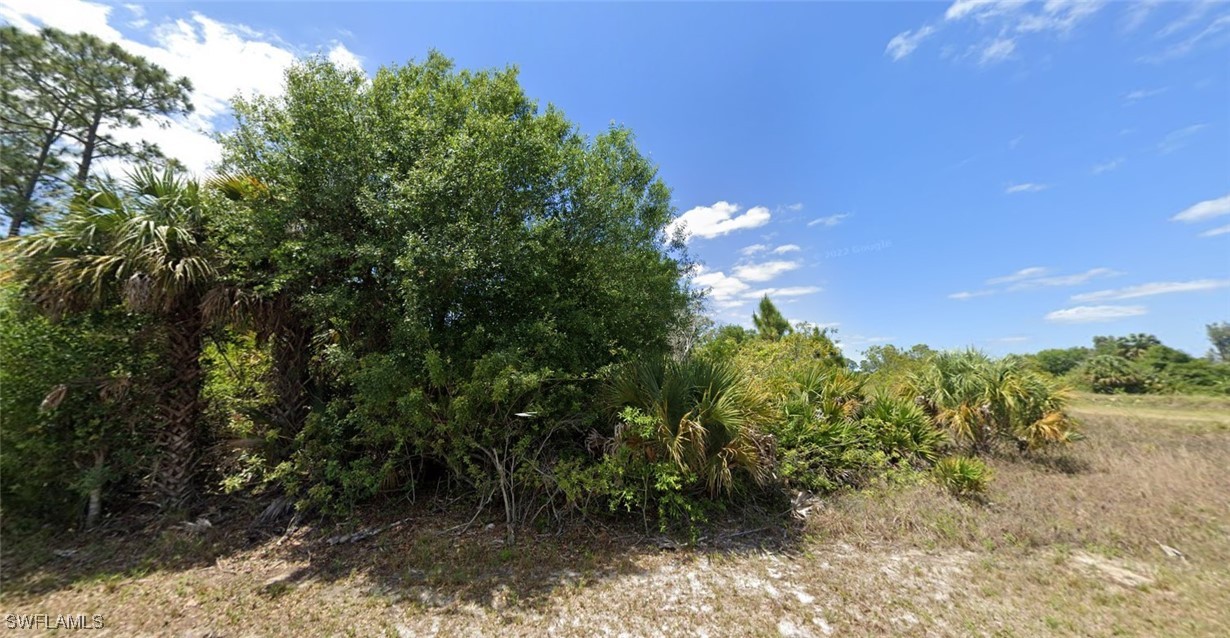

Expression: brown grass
xmin=2 ymin=395 xmax=1229 ymax=637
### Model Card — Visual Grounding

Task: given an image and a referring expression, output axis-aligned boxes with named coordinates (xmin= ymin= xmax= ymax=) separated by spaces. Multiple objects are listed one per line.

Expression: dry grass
xmin=2 ymin=395 xmax=1229 ymax=637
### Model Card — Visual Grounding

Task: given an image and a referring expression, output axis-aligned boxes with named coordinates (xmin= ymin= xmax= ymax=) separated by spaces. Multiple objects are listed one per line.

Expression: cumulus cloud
xmin=1044 ymin=305 xmax=1148 ymax=323
xmin=1005 ymin=182 xmax=1049 ymax=194
xmin=1171 ymin=193 xmax=1230 ymax=223
xmin=807 ymin=213 xmax=849 ymax=228
xmin=0 ymin=0 xmax=362 ymax=175
xmin=1071 ymin=279 xmax=1230 ymax=302
xmin=693 ymin=268 xmax=751 ymax=309
xmin=733 ymin=260 xmax=801 ymax=283
xmin=667 ymin=201 xmax=771 ymax=241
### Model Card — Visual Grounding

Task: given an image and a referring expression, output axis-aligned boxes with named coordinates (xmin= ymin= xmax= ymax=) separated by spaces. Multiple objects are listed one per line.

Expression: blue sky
xmin=4 ymin=0 xmax=1228 ymax=357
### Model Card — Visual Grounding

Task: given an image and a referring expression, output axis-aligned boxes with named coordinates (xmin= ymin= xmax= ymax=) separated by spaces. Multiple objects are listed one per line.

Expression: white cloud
xmin=1005 ymin=182 xmax=1048 ymax=194
xmin=740 ymin=244 xmax=768 ymax=256
xmin=893 ymin=0 xmax=1107 ymax=65
xmin=1123 ymin=87 xmax=1167 ymax=102
xmin=1072 ymin=279 xmax=1230 ymax=302
xmin=807 ymin=213 xmax=849 ymax=228
xmin=744 ymin=286 xmax=821 ymax=299
xmin=327 ymin=42 xmax=364 ymax=72
xmin=693 ymin=269 xmax=751 ymax=308
xmin=948 ymin=290 xmax=995 ymax=300
xmin=1200 ymin=224 xmax=1230 ymax=237
xmin=667 ymin=201 xmax=771 ymax=241
xmin=987 ymin=266 xmax=1048 ymax=284
xmin=886 ymin=25 xmax=937 ymax=61
xmin=954 ymin=266 xmax=1120 ymax=300
xmin=1158 ymin=123 xmax=1208 ymax=153
xmin=0 ymin=0 xmax=361 ymax=176
xmin=1144 ymin=13 xmax=1230 ymax=62
xmin=1091 ymin=157 xmax=1125 ymax=174
xmin=1120 ymin=0 xmax=1160 ymax=33
xmin=733 ymin=260 xmax=801 ymax=283
xmin=785 ymin=203 xmax=804 ymax=212
xmin=772 ymin=244 xmax=801 ymax=254
xmin=1009 ymin=267 xmax=1119 ymax=290
xmin=978 ymin=37 xmax=1017 ymax=65
xmin=1171 ymin=193 xmax=1230 ymax=223
xmin=1045 ymin=305 xmax=1148 ymax=323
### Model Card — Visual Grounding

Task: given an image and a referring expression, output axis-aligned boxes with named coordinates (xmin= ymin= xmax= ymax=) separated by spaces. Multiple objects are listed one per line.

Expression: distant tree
xmin=1207 ymin=322 xmax=1230 ymax=362
xmin=1032 ymin=347 xmax=1091 ymax=377
xmin=752 ymin=295 xmax=791 ymax=341
xmin=1 ymin=26 xmax=193 ymax=237
xmin=1093 ymin=334 xmax=1161 ymax=361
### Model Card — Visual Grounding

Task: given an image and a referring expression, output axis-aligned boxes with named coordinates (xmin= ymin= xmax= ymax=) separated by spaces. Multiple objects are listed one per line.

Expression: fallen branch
xmin=325 ymin=516 xmax=412 ymax=545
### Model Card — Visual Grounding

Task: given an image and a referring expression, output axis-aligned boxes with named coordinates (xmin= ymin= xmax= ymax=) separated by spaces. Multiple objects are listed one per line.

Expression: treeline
xmin=1030 ymin=328 xmax=1230 ymax=395
xmin=3 ymin=33 xmax=1086 ymax=536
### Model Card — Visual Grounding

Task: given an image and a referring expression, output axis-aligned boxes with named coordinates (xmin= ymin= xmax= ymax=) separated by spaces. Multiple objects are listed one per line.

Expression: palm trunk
xmin=269 ymin=307 xmax=312 ymax=451
xmin=152 ymin=299 xmax=206 ymax=509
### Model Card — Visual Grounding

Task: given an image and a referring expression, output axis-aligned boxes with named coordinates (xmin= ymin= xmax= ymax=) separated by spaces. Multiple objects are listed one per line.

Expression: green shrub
xmin=907 ymin=350 xmax=1080 ymax=453
xmin=604 ymin=356 xmax=774 ymax=497
xmin=932 ymin=456 xmax=992 ymax=497
xmin=1075 ymin=354 xmax=1149 ymax=394
xmin=861 ymin=394 xmax=946 ymax=465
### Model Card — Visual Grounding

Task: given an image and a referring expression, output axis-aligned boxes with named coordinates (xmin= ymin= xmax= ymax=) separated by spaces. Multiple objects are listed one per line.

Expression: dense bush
xmin=0 ymin=288 xmax=157 ymax=528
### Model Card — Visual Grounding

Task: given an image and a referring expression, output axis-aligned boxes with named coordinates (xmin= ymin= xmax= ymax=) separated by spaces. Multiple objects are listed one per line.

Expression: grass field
xmin=3 ymin=393 xmax=1229 ymax=637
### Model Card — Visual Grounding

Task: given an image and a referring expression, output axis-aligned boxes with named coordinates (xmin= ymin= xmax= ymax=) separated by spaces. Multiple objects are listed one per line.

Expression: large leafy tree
xmin=218 ymin=54 xmax=692 ymax=515
xmin=7 ymin=167 xmax=220 ymax=508
xmin=0 ymin=26 xmax=193 ymax=237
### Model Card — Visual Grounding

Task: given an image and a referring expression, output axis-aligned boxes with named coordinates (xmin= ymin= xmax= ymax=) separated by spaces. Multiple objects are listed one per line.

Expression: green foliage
xmin=1032 ymin=347 xmax=1091 ymax=377
xmin=0 ymin=287 xmax=155 ymax=527
xmin=604 ymin=357 xmax=773 ymax=497
xmin=860 ymin=343 xmax=935 ymax=394
xmin=752 ymin=295 xmax=791 ymax=341
xmin=907 ymin=350 xmax=1080 ymax=453
xmin=733 ymin=328 xmax=847 ymax=397
xmin=932 ymin=456 xmax=992 ymax=497
xmin=1208 ymin=322 xmax=1230 ymax=362
xmin=1075 ymin=354 xmax=1150 ymax=394
xmin=218 ymin=54 xmax=691 ymax=521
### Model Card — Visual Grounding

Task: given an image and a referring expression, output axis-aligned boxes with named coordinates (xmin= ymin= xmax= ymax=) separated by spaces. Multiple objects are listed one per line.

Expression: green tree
xmin=1207 ymin=322 xmax=1230 ymax=362
xmin=217 ymin=54 xmax=692 ymax=522
xmin=7 ymin=167 xmax=221 ymax=508
xmin=1032 ymin=347 xmax=1091 ymax=377
xmin=752 ymin=295 xmax=791 ymax=341
xmin=0 ymin=26 xmax=193 ymax=237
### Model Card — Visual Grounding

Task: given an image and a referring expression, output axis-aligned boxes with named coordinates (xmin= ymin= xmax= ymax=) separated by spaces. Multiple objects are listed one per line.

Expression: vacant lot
xmin=3 ymin=393 xmax=1228 ymax=637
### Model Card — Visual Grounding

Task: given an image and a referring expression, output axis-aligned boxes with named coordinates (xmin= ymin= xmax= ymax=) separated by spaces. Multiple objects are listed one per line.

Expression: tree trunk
xmin=7 ymin=115 xmax=63 ymax=237
xmin=151 ymin=299 xmax=206 ymax=510
xmin=75 ymin=111 xmax=102 ymax=186
xmin=85 ymin=450 xmax=105 ymax=530
xmin=269 ymin=305 xmax=312 ymax=452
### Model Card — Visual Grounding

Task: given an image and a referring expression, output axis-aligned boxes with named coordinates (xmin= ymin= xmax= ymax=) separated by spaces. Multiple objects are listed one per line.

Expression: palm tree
xmin=7 ymin=166 xmax=219 ymax=509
